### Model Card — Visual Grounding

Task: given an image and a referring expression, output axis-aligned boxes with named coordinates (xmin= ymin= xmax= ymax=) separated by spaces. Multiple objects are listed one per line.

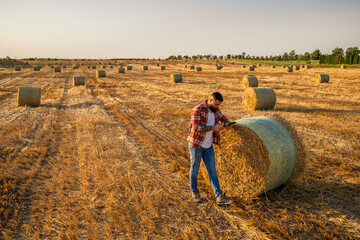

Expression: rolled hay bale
xmin=17 ymin=86 xmax=41 ymax=107
xmin=110 ymin=65 xmax=113 ymax=69
xmin=243 ymin=65 xmax=246 ymax=68
xmin=207 ymin=116 xmax=301 ymax=199
xmin=55 ymin=66 xmax=61 ymax=72
xmin=170 ymin=73 xmax=182 ymax=83
xmin=272 ymin=65 xmax=276 ymax=68
xmin=81 ymin=63 xmax=85 ymax=66
xmin=50 ymin=65 xmax=54 ymax=69
xmin=160 ymin=66 xmax=166 ymax=70
xmin=305 ymin=65 xmax=311 ymax=69
xmin=92 ymin=65 xmax=96 ymax=69
xmin=282 ymin=65 xmax=286 ymax=68
xmin=119 ymin=67 xmax=125 ymax=73
xmin=232 ymin=62 xmax=235 ymax=65
xmin=34 ymin=65 xmax=41 ymax=71
xmin=142 ymin=65 xmax=148 ymax=70
xmin=248 ymin=66 xmax=255 ymax=71
xmin=54 ymin=62 xmax=58 ymax=65
xmin=156 ymin=63 xmax=160 ymax=66
xmin=96 ymin=70 xmax=106 ymax=78
xmin=216 ymin=65 xmax=222 ymax=70
xmin=293 ymin=65 xmax=300 ymax=71
xmin=63 ymin=65 xmax=67 ymax=68
xmin=73 ymin=75 xmax=85 ymax=86
xmin=285 ymin=66 xmax=293 ymax=72
xmin=87 ymin=66 xmax=90 ymax=69
xmin=14 ymin=66 xmax=21 ymax=71
xmin=73 ymin=65 xmax=78 ymax=69
xmin=189 ymin=65 xmax=195 ymax=69
xmin=185 ymin=65 xmax=187 ymax=68
xmin=102 ymin=65 xmax=106 ymax=69
xmin=242 ymin=74 xmax=258 ymax=88
xmin=301 ymin=64 xmax=305 ymax=68
xmin=340 ymin=64 xmax=347 ymax=69
xmin=253 ymin=65 xmax=257 ymax=68
xmin=196 ymin=67 xmax=202 ymax=71
xmin=258 ymin=64 xmax=261 ymax=67
xmin=126 ymin=65 xmax=133 ymax=70
xmin=242 ymin=87 xmax=276 ymax=110
xmin=47 ymin=63 xmax=51 ymax=66
xmin=315 ymin=74 xmax=330 ymax=83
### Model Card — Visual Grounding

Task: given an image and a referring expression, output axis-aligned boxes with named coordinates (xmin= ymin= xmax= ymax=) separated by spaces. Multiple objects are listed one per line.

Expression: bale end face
xmin=73 ymin=75 xmax=85 ymax=86
xmin=17 ymin=86 xmax=41 ymax=107
xmin=315 ymin=74 xmax=330 ymax=83
xmin=242 ymin=87 xmax=276 ymax=110
xmin=170 ymin=73 xmax=182 ymax=83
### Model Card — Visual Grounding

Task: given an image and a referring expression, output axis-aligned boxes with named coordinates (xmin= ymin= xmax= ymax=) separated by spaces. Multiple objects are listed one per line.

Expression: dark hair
xmin=211 ymin=92 xmax=223 ymax=102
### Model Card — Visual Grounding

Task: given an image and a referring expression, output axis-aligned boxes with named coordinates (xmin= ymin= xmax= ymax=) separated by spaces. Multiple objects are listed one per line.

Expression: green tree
xmin=303 ymin=52 xmax=310 ymax=61
xmin=192 ymin=55 xmax=198 ymax=60
xmin=282 ymin=52 xmax=289 ymax=61
xmin=289 ymin=50 xmax=296 ymax=60
xmin=177 ymin=55 xmax=183 ymax=60
xmin=345 ymin=47 xmax=359 ymax=56
xmin=219 ymin=55 xmax=223 ymax=60
xmin=311 ymin=49 xmax=321 ymax=60
xmin=332 ymin=47 xmax=344 ymax=56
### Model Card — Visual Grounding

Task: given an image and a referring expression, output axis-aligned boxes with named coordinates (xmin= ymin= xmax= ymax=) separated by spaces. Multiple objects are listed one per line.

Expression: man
xmin=187 ymin=92 xmax=234 ymax=205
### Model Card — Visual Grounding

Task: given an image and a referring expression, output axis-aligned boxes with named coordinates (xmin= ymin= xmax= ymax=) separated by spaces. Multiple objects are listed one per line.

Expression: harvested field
xmin=0 ymin=61 xmax=359 ymax=239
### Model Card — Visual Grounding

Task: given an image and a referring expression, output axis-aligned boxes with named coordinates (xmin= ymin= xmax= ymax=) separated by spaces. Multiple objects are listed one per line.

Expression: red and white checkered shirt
xmin=187 ymin=100 xmax=230 ymax=149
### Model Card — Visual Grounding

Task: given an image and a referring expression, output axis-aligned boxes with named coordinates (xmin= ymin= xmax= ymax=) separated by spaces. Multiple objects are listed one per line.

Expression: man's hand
xmin=212 ymin=124 xmax=223 ymax=132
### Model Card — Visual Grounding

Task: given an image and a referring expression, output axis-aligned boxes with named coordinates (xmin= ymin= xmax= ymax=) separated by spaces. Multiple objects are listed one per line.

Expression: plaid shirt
xmin=187 ymin=100 xmax=230 ymax=149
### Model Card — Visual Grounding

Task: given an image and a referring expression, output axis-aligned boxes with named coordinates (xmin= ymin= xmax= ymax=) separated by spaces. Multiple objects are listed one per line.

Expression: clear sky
xmin=1 ymin=0 xmax=359 ymax=59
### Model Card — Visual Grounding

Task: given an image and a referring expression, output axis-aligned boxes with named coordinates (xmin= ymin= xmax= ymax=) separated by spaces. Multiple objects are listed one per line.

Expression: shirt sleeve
xmin=191 ymin=108 xmax=203 ymax=132
xmin=218 ymin=110 xmax=230 ymax=124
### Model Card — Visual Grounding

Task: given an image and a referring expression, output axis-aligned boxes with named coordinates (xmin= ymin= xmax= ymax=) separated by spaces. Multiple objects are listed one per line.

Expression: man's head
xmin=208 ymin=92 xmax=223 ymax=112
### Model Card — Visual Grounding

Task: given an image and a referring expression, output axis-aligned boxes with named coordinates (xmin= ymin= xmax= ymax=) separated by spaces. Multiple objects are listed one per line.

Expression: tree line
xmin=167 ymin=46 xmax=360 ymax=64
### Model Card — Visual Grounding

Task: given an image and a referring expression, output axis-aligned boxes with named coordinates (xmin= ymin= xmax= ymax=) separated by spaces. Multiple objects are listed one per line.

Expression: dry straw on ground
xmin=170 ymin=73 xmax=182 ymax=83
xmin=242 ymin=74 xmax=259 ymax=88
xmin=73 ymin=75 xmax=85 ymax=86
xmin=315 ymin=74 xmax=330 ymax=83
xmin=242 ymin=87 xmax=276 ymax=110
xmin=96 ymin=70 xmax=106 ymax=78
xmin=17 ymin=86 xmax=41 ymax=107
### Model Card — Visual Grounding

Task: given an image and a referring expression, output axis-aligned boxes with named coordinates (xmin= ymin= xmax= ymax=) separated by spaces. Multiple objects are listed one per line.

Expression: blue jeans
xmin=189 ymin=143 xmax=222 ymax=197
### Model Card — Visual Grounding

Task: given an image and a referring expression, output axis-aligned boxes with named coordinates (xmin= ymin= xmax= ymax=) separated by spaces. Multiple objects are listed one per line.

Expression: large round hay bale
xmin=243 ymin=65 xmax=246 ymax=68
xmin=315 ymin=74 xmax=329 ymax=83
xmin=156 ymin=63 xmax=160 ymax=66
xmin=119 ymin=67 xmax=125 ymax=73
xmin=305 ymin=65 xmax=311 ymax=69
xmin=189 ymin=65 xmax=195 ymax=69
xmin=248 ymin=66 xmax=255 ymax=71
xmin=185 ymin=65 xmax=187 ymax=68
xmin=102 ymin=65 xmax=106 ymax=69
xmin=293 ymin=65 xmax=300 ymax=70
xmin=73 ymin=75 xmax=85 ymax=86
xmin=34 ymin=65 xmax=41 ymax=71
xmin=126 ymin=66 xmax=133 ymax=70
xmin=54 ymin=66 xmax=61 ymax=72
xmin=212 ymin=116 xmax=298 ymax=199
xmin=14 ymin=66 xmax=21 ymax=71
xmin=170 ymin=73 xmax=182 ymax=83
xmin=285 ymin=66 xmax=293 ymax=72
xmin=160 ymin=66 xmax=165 ymax=70
xmin=96 ymin=70 xmax=106 ymax=78
xmin=17 ymin=86 xmax=41 ymax=107
xmin=232 ymin=62 xmax=235 ymax=65
xmin=87 ymin=66 xmax=90 ymax=69
xmin=242 ymin=74 xmax=258 ymax=88
xmin=110 ymin=65 xmax=113 ymax=69
xmin=272 ymin=65 xmax=276 ymax=68
xmin=301 ymin=64 xmax=305 ymax=68
xmin=282 ymin=65 xmax=286 ymax=68
xmin=63 ymin=65 xmax=67 ymax=68
xmin=73 ymin=65 xmax=78 ymax=69
xmin=142 ymin=65 xmax=148 ymax=70
xmin=258 ymin=64 xmax=261 ymax=67
xmin=216 ymin=65 xmax=222 ymax=70
xmin=50 ymin=65 xmax=54 ymax=69
xmin=196 ymin=67 xmax=202 ymax=71
xmin=243 ymin=87 xmax=276 ymax=110
xmin=340 ymin=64 xmax=347 ymax=69
xmin=92 ymin=65 xmax=96 ymax=69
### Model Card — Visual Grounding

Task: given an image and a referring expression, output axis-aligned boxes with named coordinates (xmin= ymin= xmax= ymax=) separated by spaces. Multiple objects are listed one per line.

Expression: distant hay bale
xmin=47 ymin=63 xmax=51 ymax=66
xmin=102 ymin=65 xmax=106 ymax=69
xmin=14 ymin=66 xmax=21 ymax=71
xmin=50 ymin=65 xmax=54 ymax=69
xmin=96 ymin=70 xmax=106 ymax=78
xmin=126 ymin=66 xmax=133 ymax=70
xmin=258 ymin=64 xmax=261 ymax=67
xmin=55 ymin=62 xmax=58 ymax=65
xmin=92 ymin=65 xmax=96 ymax=69
xmin=216 ymin=60 xmax=219 ymax=63
xmin=242 ymin=74 xmax=258 ymax=88
xmin=142 ymin=65 xmax=148 ymax=70
xmin=242 ymin=87 xmax=276 ymax=110
xmin=196 ymin=67 xmax=202 ymax=71
xmin=243 ymin=65 xmax=246 ymax=68
xmin=285 ymin=66 xmax=293 ymax=72
xmin=272 ymin=65 xmax=276 ymax=68
xmin=210 ymin=116 xmax=299 ymax=199
xmin=232 ymin=62 xmax=235 ymax=65
xmin=160 ymin=66 xmax=165 ymax=70
xmin=81 ymin=63 xmax=85 ymax=66
xmin=63 ymin=65 xmax=67 ymax=68
xmin=73 ymin=65 xmax=78 ymax=69
xmin=282 ymin=65 xmax=286 ymax=68
xmin=110 ymin=65 xmax=113 ymax=69
xmin=185 ymin=65 xmax=187 ymax=68
xmin=253 ymin=65 xmax=257 ymax=68
xmin=17 ymin=86 xmax=41 ymax=107
xmin=305 ymin=65 xmax=311 ymax=69
xmin=293 ymin=65 xmax=300 ymax=70
xmin=301 ymin=64 xmax=305 ymax=68
xmin=340 ymin=64 xmax=347 ymax=69
xmin=73 ymin=75 xmax=85 ymax=86
xmin=157 ymin=63 xmax=160 ymax=66
xmin=315 ymin=74 xmax=329 ymax=83
xmin=55 ymin=66 xmax=61 ymax=72
xmin=34 ymin=65 xmax=41 ymax=71
xmin=216 ymin=65 xmax=222 ymax=70
xmin=189 ymin=65 xmax=195 ymax=69
xmin=170 ymin=73 xmax=182 ymax=83
xmin=119 ymin=67 xmax=125 ymax=73
xmin=248 ymin=66 xmax=255 ymax=71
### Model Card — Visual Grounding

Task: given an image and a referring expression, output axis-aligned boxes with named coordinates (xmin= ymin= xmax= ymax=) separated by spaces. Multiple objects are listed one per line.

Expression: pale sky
xmin=1 ymin=0 xmax=359 ymax=59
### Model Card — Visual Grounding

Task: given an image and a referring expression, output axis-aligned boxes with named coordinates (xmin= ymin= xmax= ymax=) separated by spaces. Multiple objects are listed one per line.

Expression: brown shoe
xmin=191 ymin=191 xmax=201 ymax=203
xmin=216 ymin=193 xmax=234 ymax=205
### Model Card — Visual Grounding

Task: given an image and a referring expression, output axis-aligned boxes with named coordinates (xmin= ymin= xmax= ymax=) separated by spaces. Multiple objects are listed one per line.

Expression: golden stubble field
xmin=0 ymin=60 xmax=359 ymax=239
